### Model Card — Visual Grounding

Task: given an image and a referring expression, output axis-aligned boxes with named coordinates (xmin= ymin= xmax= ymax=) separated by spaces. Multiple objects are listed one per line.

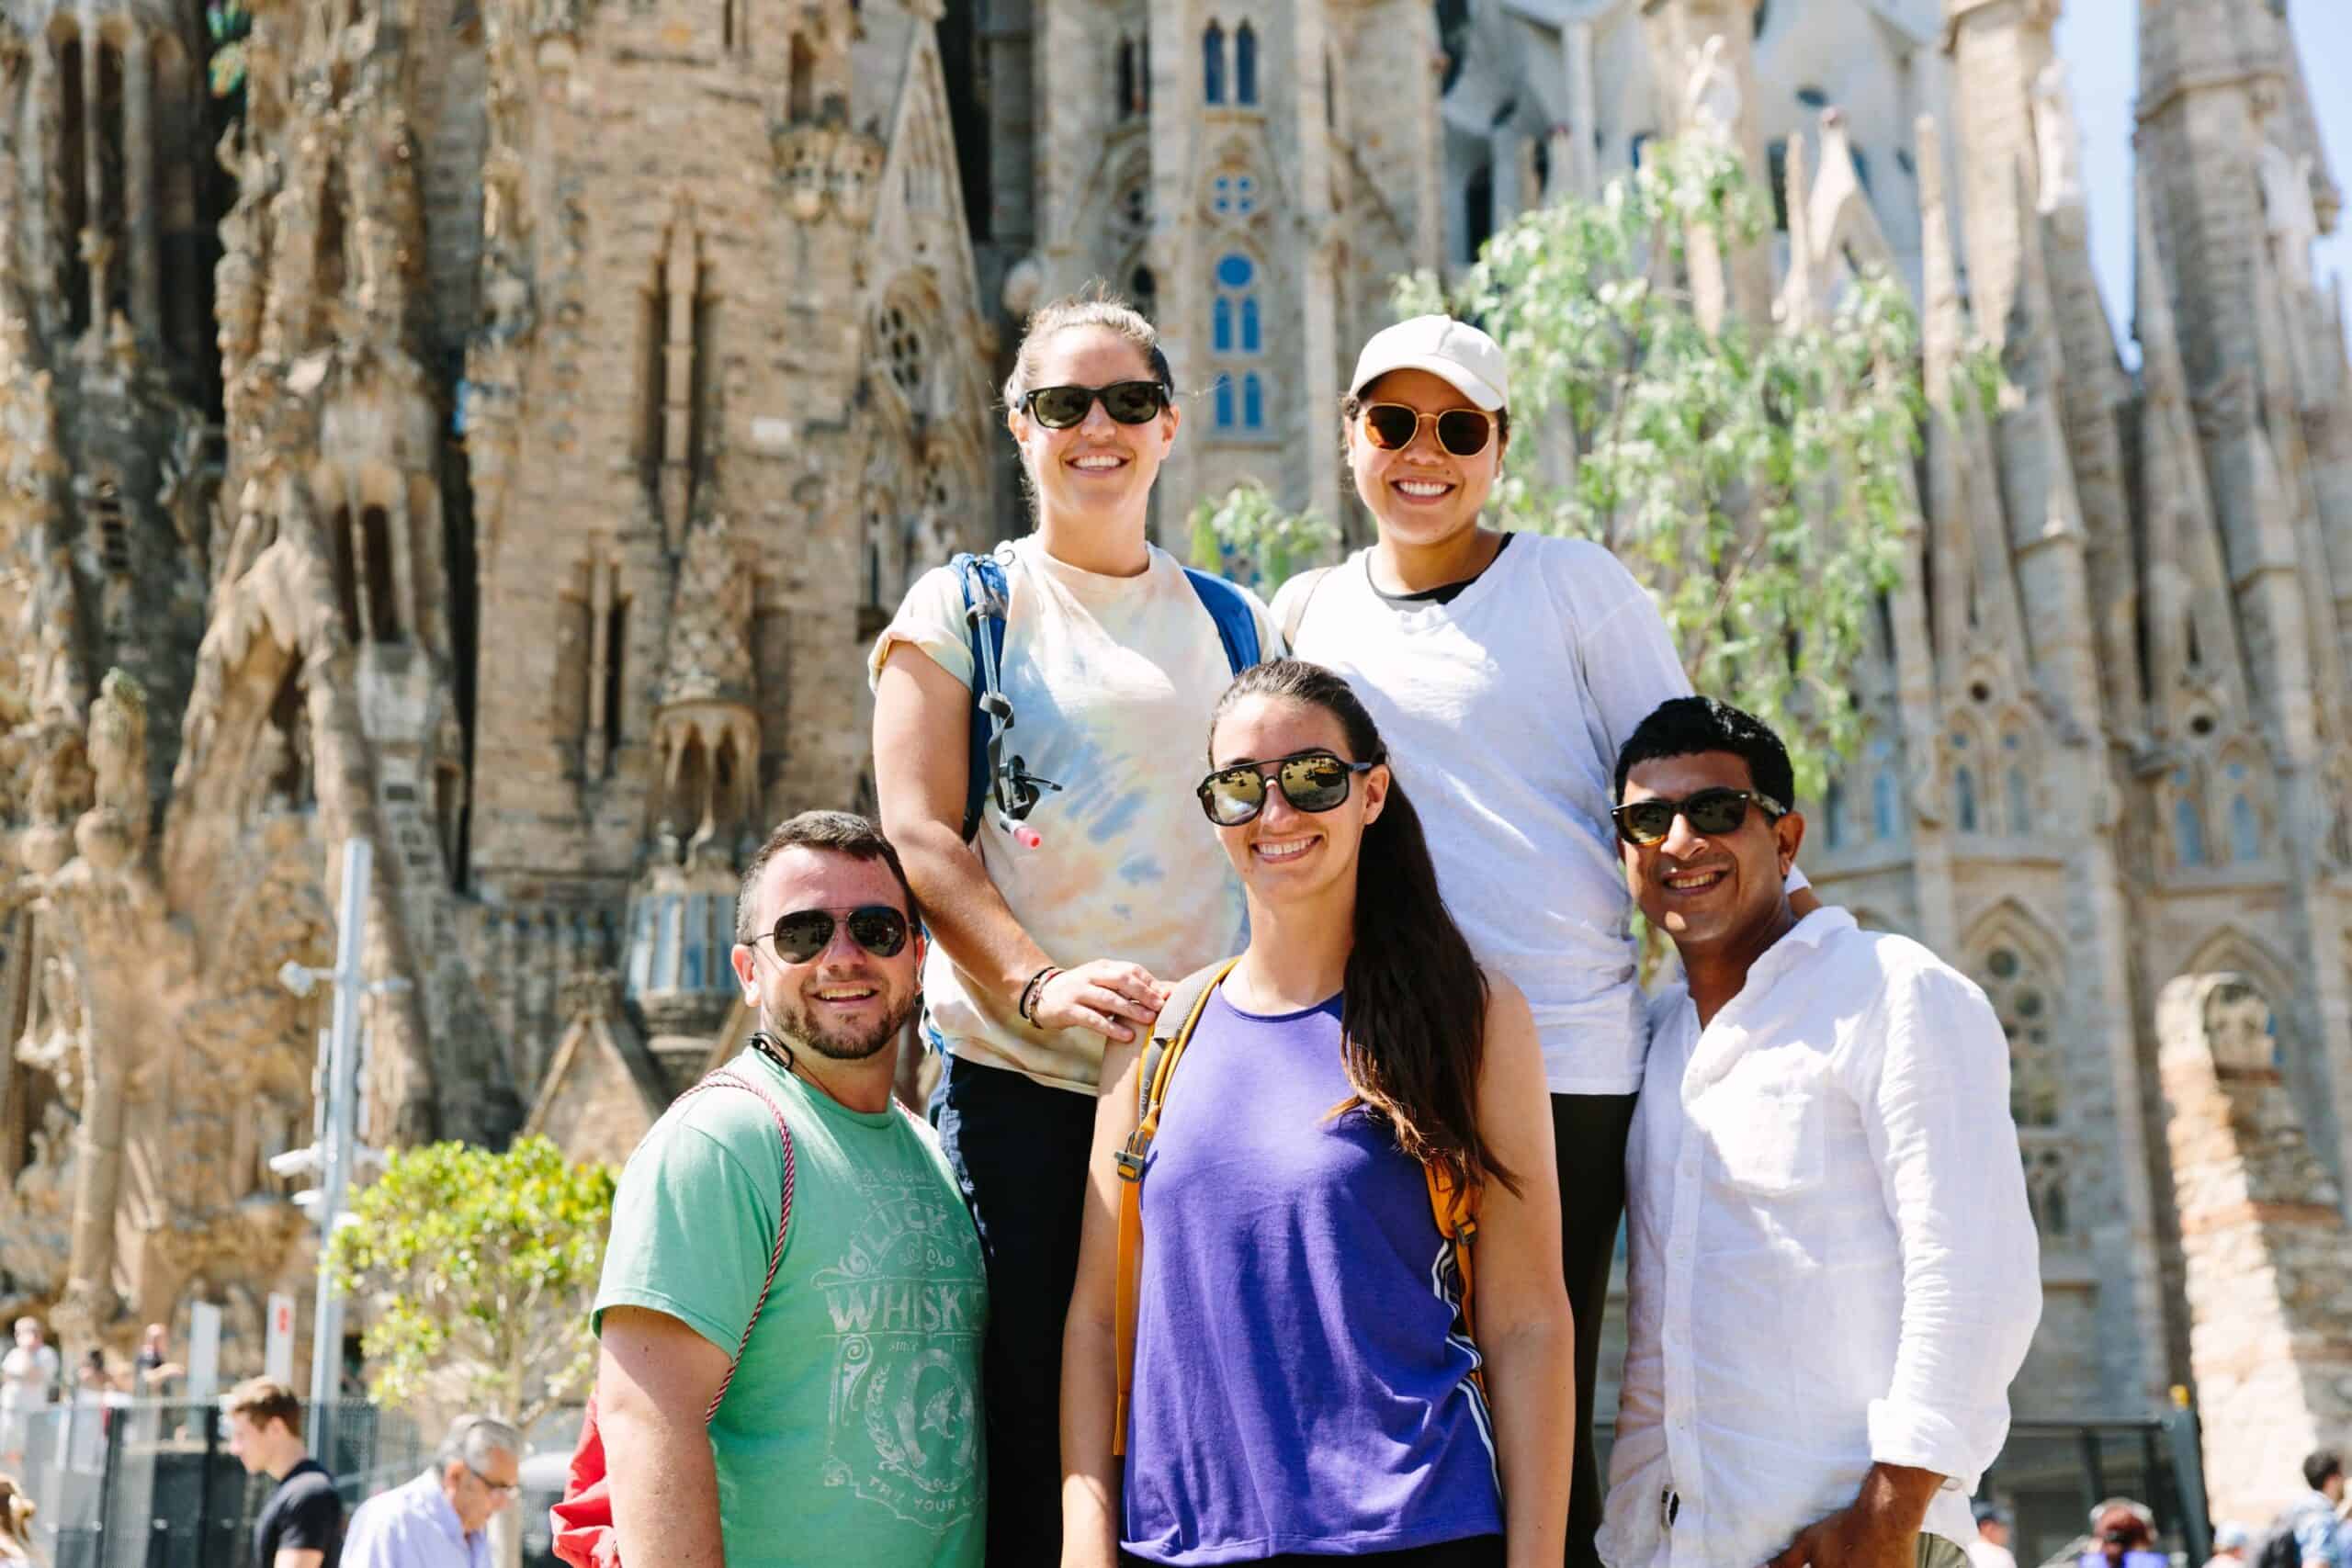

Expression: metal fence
xmin=8 ymin=1399 xmax=425 ymax=1568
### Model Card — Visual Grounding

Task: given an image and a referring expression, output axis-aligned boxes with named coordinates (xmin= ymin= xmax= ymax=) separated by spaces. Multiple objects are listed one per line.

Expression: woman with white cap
xmin=1272 ymin=315 xmax=1815 ymax=1568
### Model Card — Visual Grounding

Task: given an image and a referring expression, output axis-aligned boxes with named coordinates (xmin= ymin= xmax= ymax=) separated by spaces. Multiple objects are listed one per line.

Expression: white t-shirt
xmin=1277 ymin=535 xmax=1736 ymax=1094
xmin=869 ymin=536 xmax=1279 ymax=1092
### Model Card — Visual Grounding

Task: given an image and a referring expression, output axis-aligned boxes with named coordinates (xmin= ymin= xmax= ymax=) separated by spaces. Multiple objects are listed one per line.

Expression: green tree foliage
xmin=1187 ymin=480 xmax=1341 ymax=596
xmin=1209 ymin=138 xmax=1983 ymax=798
xmin=329 ymin=1136 xmax=616 ymax=1427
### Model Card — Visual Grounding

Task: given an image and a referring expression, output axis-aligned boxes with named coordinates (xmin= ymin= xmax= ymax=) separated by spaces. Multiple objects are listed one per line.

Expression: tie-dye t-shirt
xmin=867 ymin=537 xmax=1281 ymax=1092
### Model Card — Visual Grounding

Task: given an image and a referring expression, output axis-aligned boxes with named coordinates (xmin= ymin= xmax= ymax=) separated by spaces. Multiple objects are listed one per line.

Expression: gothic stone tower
xmin=976 ymin=0 xmax=1443 ymax=538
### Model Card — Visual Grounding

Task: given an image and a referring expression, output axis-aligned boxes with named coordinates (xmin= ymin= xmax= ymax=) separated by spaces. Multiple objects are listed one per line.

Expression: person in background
xmin=2078 ymin=1499 xmax=2165 ymax=1568
xmin=2280 ymin=1452 xmax=2350 ymax=1568
xmin=223 ymin=1378 xmax=340 ymax=1568
xmin=132 ymin=1325 xmax=182 ymax=1395
xmin=341 ymin=1415 xmax=520 ymax=1568
xmin=2203 ymin=1521 xmax=2250 ymax=1568
xmin=0 ymin=1321 xmax=57 ymax=1469
xmin=0 ymin=1471 xmax=47 ymax=1566
xmin=1967 ymin=1503 xmax=2018 ymax=1568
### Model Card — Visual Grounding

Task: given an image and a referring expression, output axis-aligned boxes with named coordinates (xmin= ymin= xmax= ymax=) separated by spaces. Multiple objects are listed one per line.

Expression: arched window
xmin=1214 ymin=375 xmax=1236 ymax=428
xmin=1242 ymin=372 xmax=1264 ymax=430
xmin=1213 ymin=253 xmax=1259 ymax=353
xmin=1235 ymin=22 xmax=1258 ymax=105
xmin=1203 ymin=22 xmax=1225 ymax=104
xmin=1954 ymin=767 xmax=1978 ymax=834
xmin=1631 ymin=130 xmax=1657 ymax=168
xmin=2002 ymin=728 xmax=2030 ymax=834
xmin=1129 ymin=265 xmax=1158 ymax=321
xmin=1872 ymin=770 xmax=1899 ymax=841
xmin=1211 ymin=172 xmax=1260 ymax=217
xmin=1977 ymin=940 xmax=2074 ymax=1248
xmin=2172 ymin=766 xmax=2207 ymax=867
xmin=1117 ymin=37 xmax=1136 ymax=119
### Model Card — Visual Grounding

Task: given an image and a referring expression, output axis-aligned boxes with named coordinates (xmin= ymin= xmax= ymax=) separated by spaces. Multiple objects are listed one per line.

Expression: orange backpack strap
xmin=1426 ymin=1160 xmax=1485 ymax=1393
xmin=1112 ymin=957 xmax=1239 ymax=1456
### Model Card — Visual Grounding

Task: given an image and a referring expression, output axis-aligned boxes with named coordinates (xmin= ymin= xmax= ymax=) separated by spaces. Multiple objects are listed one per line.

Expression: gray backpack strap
xmin=1279 ymin=566 xmax=1334 ymax=651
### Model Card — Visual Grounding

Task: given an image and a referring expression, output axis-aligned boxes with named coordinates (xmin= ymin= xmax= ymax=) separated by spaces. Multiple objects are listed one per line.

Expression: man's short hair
xmin=2089 ymin=1497 xmax=2155 ymax=1536
xmin=436 ymin=1414 xmax=524 ymax=1471
xmin=733 ymin=810 xmax=921 ymax=943
xmin=1613 ymin=695 xmax=1797 ymax=810
xmin=223 ymin=1377 xmax=304 ymax=1437
xmin=2305 ymin=1449 xmax=2343 ymax=1491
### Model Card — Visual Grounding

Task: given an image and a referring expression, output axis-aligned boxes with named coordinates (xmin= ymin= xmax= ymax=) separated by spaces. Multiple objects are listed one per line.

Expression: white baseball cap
xmin=1349 ymin=315 xmax=1510 ymax=411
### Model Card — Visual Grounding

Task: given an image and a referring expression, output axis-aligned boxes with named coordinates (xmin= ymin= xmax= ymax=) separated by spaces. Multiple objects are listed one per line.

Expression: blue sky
xmin=2052 ymin=0 xmax=2352 ymax=365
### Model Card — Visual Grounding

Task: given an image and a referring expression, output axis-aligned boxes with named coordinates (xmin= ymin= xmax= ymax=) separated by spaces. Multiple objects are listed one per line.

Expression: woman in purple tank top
xmin=1061 ymin=660 xmax=1575 ymax=1568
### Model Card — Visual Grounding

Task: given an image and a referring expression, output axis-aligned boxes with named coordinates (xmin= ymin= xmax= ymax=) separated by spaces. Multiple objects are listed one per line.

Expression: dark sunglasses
xmin=1359 ymin=402 xmax=1497 ymax=457
xmin=1019 ymin=380 xmax=1169 ymax=429
xmin=1611 ymin=787 xmax=1789 ymax=848
xmin=760 ymin=906 xmax=911 ymax=963
xmin=1197 ymin=750 xmax=1379 ymax=828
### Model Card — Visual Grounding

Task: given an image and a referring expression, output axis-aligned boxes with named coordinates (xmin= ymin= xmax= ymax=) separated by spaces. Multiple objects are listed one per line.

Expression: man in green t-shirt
xmin=594 ymin=810 xmax=986 ymax=1568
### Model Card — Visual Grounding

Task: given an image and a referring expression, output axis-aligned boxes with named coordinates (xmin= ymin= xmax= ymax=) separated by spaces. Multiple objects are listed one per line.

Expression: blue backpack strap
xmin=956 ymin=551 xmax=1012 ymax=841
xmin=1182 ymin=567 xmax=1262 ymax=674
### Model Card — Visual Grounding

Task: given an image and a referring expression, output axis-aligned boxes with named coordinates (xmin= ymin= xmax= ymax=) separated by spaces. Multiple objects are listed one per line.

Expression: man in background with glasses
xmin=1598 ymin=697 xmax=2041 ymax=1568
xmin=593 ymin=811 xmax=987 ymax=1568
xmin=340 ymin=1415 xmax=520 ymax=1568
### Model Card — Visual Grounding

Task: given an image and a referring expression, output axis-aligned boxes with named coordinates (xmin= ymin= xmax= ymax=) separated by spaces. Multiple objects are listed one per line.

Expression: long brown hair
xmin=1208 ymin=660 xmax=1516 ymax=1195
xmin=0 ymin=1472 xmax=43 ymax=1564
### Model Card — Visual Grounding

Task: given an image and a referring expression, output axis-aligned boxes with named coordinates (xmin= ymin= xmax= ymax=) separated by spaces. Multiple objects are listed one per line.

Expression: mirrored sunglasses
xmin=763 ymin=906 xmax=911 ymax=963
xmin=1197 ymin=751 xmax=1377 ymax=828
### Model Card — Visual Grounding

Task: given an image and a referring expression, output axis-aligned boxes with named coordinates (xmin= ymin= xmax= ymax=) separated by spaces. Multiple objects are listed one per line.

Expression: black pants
xmin=932 ymin=1054 xmax=1099 ymax=1568
xmin=1121 ymin=1539 xmax=1504 ymax=1568
xmin=1553 ymin=1092 xmax=1636 ymax=1568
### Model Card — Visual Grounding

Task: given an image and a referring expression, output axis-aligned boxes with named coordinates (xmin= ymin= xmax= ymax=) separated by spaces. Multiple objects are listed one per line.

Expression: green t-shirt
xmin=594 ymin=1050 xmax=986 ymax=1568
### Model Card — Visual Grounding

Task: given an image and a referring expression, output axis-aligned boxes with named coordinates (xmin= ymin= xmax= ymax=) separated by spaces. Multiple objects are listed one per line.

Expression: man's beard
xmin=768 ymin=984 xmax=918 ymax=1063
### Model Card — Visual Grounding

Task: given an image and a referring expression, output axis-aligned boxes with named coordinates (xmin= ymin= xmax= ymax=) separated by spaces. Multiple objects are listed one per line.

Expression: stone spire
xmin=2133 ymin=169 xmax=2249 ymax=736
xmin=1941 ymin=0 xmax=2062 ymax=345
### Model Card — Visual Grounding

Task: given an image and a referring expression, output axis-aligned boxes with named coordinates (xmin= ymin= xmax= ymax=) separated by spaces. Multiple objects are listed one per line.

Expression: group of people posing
xmin=582 ymin=296 xmax=2045 ymax=1568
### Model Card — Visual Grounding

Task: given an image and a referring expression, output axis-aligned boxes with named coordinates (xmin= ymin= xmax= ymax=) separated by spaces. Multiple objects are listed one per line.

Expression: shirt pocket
xmin=1702 ymin=1074 xmax=1826 ymax=1197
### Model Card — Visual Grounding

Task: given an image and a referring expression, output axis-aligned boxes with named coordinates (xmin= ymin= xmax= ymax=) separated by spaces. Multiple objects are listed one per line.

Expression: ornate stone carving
xmin=660 ymin=514 xmax=755 ymax=709
xmin=74 ymin=670 xmax=149 ymax=871
xmin=2258 ymin=141 xmax=2318 ymax=292
xmin=2200 ymin=976 xmax=2276 ymax=1074
xmin=2032 ymin=62 xmax=2085 ymax=215
xmin=1682 ymin=34 xmax=1741 ymax=147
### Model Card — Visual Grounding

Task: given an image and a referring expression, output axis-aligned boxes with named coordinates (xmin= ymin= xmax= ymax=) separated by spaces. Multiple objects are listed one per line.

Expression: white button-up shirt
xmin=1598 ymin=909 xmax=2042 ymax=1568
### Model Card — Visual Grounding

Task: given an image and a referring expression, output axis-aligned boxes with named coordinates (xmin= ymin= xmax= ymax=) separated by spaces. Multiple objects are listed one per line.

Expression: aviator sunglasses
xmin=1019 ymin=380 xmax=1170 ymax=430
xmin=1358 ymin=402 xmax=1498 ymax=458
xmin=759 ymin=906 xmax=911 ymax=963
xmin=1197 ymin=750 xmax=1380 ymax=828
xmin=1611 ymin=787 xmax=1789 ymax=848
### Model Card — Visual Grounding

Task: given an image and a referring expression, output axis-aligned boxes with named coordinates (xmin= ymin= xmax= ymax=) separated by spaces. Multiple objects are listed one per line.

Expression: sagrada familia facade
xmin=0 ymin=0 xmax=2346 ymax=1528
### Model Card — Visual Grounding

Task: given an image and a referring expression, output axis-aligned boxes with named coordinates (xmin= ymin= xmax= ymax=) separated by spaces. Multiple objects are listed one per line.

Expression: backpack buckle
xmin=1114 ymin=1147 xmax=1146 ymax=1182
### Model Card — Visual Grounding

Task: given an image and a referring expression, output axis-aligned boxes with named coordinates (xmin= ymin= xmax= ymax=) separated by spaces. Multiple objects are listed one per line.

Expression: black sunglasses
xmin=1611 ymin=787 xmax=1789 ymax=848
xmin=1019 ymin=380 xmax=1169 ymax=430
xmin=759 ymin=906 xmax=911 ymax=963
xmin=1359 ymin=403 xmax=1497 ymax=457
xmin=1197 ymin=750 xmax=1379 ymax=828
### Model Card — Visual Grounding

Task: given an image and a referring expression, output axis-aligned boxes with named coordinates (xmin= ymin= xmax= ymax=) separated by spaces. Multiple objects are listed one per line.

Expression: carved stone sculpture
xmin=2032 ymin=61 xmax=2085 ymax=214
xmin=2201 ymin=976 xmax=2276 ymax=1073
xmin=1683 ymin=35 xmax=1741 ymax=147
xmin=2259 ymin=141 xmax=2319 ymax=292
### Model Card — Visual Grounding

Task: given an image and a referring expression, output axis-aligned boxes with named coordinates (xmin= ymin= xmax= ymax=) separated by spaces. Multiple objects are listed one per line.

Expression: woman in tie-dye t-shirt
xmin=868 ymin=289 xmax=1279 ymax=1567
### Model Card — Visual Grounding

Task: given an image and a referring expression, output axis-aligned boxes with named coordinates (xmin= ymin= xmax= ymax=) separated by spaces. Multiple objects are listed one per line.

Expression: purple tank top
xmin=1123 ymin=989 xmax=1502 ymax=1565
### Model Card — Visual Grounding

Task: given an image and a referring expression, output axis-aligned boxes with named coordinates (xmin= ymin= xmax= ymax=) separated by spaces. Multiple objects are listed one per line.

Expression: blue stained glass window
xmin=1236 ymin=22 xmax=1258 ymax=105
xmin=1955 ymin=768 xmax=1978 ymax=834
xmin=1215 ymin=375 xmax=1237 ymax=428
xmin=2229 ymin=794 xmax=2262 ymax=863
xmin=681 ymin=894 xmax=707 ymax=991
xmin=1214 ymin=297 xmax=1233 ymax=352
xmin=1234 ymin=175 xmax=1257 ymax=214
xmin=1213 ymin=175 xmax=1232 ymax=215
xmin=2175 ymin=789 xmax=2207 ymax=867
xmin=1243 ymin=372 xmax=1263 ymax=429
xmin=1241 ymin=298 xmax=1261 ymax=353
xmin=1204 ymin=23 xmax=1225 ymax=103
xmin=1216 ymin=254 xmax=1254 ymax=289
xmin=1872 ymin=771 xmax=1898 ymax=840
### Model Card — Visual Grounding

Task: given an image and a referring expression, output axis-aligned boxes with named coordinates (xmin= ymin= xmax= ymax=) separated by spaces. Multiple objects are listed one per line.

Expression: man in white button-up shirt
xmin=1597 ymin=697 xmax=2041 ymax=1568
